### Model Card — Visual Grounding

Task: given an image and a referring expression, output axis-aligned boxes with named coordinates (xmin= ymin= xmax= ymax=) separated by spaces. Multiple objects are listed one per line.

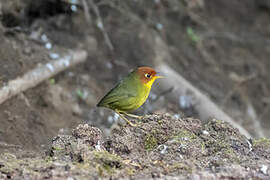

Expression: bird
xmin=97 ymin=66 xmax=163 ymax=126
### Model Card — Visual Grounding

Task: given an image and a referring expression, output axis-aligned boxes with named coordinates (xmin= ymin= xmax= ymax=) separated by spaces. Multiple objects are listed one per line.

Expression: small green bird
xmin=97 ymin=66 xmax=162 ymax=126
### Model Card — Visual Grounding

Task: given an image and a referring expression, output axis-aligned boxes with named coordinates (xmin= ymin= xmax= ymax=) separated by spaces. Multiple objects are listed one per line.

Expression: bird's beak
xmin=155 ymin=71 xmax=165 ymax=79
xmin=155 ymin=75 xmax=164 ymax=79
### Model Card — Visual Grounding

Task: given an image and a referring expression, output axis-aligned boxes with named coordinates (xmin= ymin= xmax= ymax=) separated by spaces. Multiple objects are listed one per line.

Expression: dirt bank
xmin=0 ymin=114 xmax=269 ymax=179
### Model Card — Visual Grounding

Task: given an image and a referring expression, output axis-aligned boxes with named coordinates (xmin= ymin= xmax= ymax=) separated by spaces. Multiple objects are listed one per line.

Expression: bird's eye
xmin=145 ymin=73 xmax=151 ymax=78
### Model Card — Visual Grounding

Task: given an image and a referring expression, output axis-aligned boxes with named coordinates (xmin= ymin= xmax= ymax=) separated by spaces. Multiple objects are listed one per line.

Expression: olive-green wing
xmin=98 ymin=94 xmax=137 ymax=111
xmin=97 ymin=78 xmax=138 ymax=111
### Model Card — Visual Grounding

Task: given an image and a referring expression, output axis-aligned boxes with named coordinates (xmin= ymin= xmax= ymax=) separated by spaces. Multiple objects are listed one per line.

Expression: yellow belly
xmin=133 ymin=87 xmax=151 ymax=110
xmin=118 ymin=86 xmax=150 ymax=112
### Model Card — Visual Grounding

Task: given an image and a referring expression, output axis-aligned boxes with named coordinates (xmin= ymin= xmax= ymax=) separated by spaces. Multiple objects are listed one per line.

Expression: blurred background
xmin=0 ymin=0 xmax=269 ymax=151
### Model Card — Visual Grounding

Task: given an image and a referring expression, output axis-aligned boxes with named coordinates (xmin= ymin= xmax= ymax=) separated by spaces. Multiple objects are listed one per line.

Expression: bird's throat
xmin=144 ymin=76 xmax=157 ymax=89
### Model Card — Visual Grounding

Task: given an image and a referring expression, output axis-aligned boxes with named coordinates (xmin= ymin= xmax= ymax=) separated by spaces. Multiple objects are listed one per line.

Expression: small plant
xmin=76 ymin=89 xmax=86 ymax=99
xmin=49 ymin=78 xmax=55 ymax=85
xmin=186 ymin=27 xmax=200 ymax=43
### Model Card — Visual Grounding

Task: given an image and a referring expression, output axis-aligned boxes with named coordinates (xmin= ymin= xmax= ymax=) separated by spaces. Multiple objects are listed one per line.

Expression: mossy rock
xmin=253 ymin=138 xmax=270 ymax=148
xmin=144 ymin=133 xmax=158 ymax=150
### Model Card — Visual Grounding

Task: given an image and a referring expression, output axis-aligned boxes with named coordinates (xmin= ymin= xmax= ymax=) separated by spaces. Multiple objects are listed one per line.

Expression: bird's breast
xmin=133 ymin=85 xmax=151 ymax=109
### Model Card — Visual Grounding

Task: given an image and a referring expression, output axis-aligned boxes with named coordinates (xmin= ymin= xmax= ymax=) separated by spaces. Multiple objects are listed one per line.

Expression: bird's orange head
xmin=136 ymin=67 xmax=163 ymax=88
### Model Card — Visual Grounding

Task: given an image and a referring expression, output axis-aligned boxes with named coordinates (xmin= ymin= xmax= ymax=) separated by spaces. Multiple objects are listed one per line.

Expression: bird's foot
xmin=116 ymin=111 xmax=138 ymax=127
xmin=122 ymin=116 xmax=138 ymax=127
xmin=126 ymin=120 xmax=138 ymax=127
xmin=123 ymin=113 xmax=143 ymax=120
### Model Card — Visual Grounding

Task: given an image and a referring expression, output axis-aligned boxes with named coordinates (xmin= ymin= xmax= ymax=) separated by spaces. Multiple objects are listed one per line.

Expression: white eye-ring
xmin=145 ymin=73 xmax=151 ymax=78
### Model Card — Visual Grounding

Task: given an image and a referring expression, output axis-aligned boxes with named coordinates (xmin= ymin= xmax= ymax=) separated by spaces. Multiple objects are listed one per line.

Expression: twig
xmin=187 ymin=11 xmax=209 ymax=28
xmin=19 ymin=93 xmax=31 ymax=107
xmin=96 ymin=1 xmax=142 ymax=23
xmin=88 ymin=0 xmax=114 ymax=52
xmin=0 ymin=50 xmax=87 ymax=105
xmin=82 ymin=0 xmax=92 ymax=22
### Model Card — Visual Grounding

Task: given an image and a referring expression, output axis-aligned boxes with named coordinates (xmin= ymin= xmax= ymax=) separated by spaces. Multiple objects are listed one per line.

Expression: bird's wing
xmin=97 ymin=80 xmax=138 ymax=109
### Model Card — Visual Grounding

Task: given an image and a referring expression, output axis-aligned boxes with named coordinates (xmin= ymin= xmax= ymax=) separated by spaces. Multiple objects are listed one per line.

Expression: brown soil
xmin=1 ymin=114 xmax=270 ymax=179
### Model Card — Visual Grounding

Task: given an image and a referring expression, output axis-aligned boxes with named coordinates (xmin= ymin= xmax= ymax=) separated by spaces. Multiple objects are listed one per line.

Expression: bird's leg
xmin=122 ymin=112 xmax=143 ymax=120
xmin=115 ymin=111 xmax=137 ymax=127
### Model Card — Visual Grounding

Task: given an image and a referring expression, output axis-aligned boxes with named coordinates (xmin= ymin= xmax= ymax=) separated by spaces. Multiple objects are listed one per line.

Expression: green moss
xmin=253 ymin=138 xmax=270 ymax=148
xmin=207 ymin=119 xmax=235 ymax=134
xmin=126 ymin=167 xmax=135 ymax=175
xmin=204 ymin=134 xmax=241 ymax=164
xmin=93 ymin=151 xmax=122 ymax=163
xmin=0 ymin=153 xmax=19 ymax=174
xmin=0 ymin=153 xmax=52 ymax=176
xmin=215 ymin=119 xmax=224 ymax=124
xmin=172 ymin=129 xmax=197 ymax=144
xmin=215 ymin=139 xmax=231 ymax=151
xmin=201 ymin=142 xmax=206 ymax=152
xmin=93 ymin=150 xmax=122 ymax=176
xmin=168 ymin=162 xmax=192 ymax=173
xmin=45 ymin=156 xmax=53 ymax=162
xmin=223 ymin=147 xmax=239 ymax=162
xmin=74 ymin=161 xmax=91 ymax=169
xmin=53 ymin=146 xmax=64 ymax=151
xmin=97 ymin=164 xmax=114 ymax=176
xmin=144 ymin=134 xmax=158 ymax=150
xmin=157 ymin=120 xmax=163 ymax=124
xmin=223 ymin=147 xmax=234 ymax=155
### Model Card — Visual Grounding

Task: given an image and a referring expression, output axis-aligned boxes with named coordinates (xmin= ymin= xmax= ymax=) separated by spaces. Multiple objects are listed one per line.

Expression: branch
xmin=88 ymin=0 xmax=114 ymax=52
xmin=82 ymin=0 xmax=91 ymax=22
xmin=0 ymin=50 xmax=87 ymax=105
